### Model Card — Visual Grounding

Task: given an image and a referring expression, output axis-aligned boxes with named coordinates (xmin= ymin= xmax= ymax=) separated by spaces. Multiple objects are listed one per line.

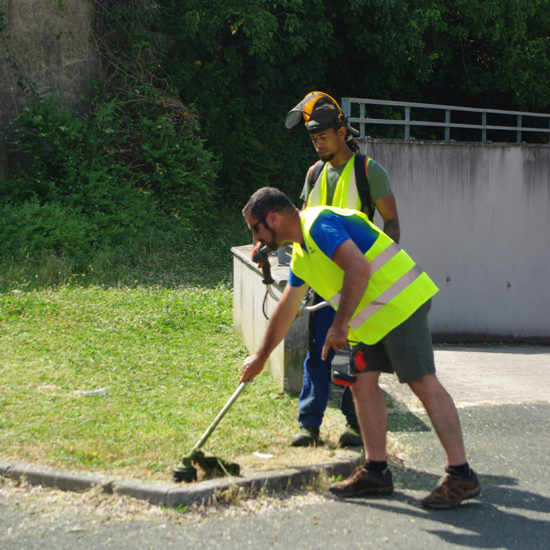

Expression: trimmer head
xmin=172 ymin=464 xmax=197 ymax=483
xmin=172 ymin=382 xmax=248 ymax=483
xmin=172 ymin=450 xmax=240 ymax=483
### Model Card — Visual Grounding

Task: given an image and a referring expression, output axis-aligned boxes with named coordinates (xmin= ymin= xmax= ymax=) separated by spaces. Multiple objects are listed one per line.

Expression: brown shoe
xmin=330 ymin=463 xmax=393 ymax=498
xmin=422 ymin=468 xmax=481 ymax=509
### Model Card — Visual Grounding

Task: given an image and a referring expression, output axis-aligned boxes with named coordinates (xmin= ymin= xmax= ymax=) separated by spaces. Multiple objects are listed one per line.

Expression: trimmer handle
xmin=252 ymin=243 xmax=274 ymax=285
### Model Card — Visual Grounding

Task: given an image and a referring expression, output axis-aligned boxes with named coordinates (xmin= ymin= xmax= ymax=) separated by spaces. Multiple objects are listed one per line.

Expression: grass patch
xmin=0 ymin=210 xmax=355 ymax=481
xmin=0 ymin=208 xmax=251 ymax=291
xmin=0 ymin=283 xmax=307 ymax=480
xmin=0 ymin=283 xmax=354 ymax=481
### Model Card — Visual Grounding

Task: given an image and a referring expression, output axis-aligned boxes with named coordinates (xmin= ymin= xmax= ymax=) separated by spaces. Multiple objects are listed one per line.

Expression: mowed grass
xmin=0 ymin=210 xmax=356 ymax=482
xmin=0 ymin=284 xmax=303 ymax=480
xmin=0 ymin=210 xmax=318 ymax=482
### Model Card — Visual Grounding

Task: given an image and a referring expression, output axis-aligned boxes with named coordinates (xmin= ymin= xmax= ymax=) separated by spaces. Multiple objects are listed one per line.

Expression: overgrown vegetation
xmin=2 ymin=1 xmax=550 ymax=280
xmin=1 ymin=95 xmax=215 ymax=270
xmin=0 ymin=1 xmax=219 ymax=281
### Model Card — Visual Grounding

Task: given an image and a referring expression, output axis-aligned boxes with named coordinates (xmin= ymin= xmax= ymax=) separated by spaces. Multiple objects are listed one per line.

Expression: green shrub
xmin=0 ymin=93 xmax=219 ymax=274
xmin=0 ymin=199 xmax=90 ymax=263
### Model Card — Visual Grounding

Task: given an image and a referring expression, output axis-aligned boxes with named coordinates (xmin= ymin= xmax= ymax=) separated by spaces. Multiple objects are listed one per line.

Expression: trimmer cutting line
xmin=173 ymin=381 xmax=249 ymax=482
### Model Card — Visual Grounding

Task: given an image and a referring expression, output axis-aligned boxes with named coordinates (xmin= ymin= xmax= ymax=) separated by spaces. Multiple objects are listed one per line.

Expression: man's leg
xmin=329 ymin=370 xmax=394 ymax=497
xmin=340 ymin=387 xmax=358 ymax=427
xmin=338 ymin=386 xmax=362 ymax=446
xmin=351 ymin=371 xmax=387 ymax=461
xmin=410 ymin=374 xmax=481 ymax=508
xmin=382 ymin=302 xmax=468 ymax=467
xmin=408 ymin=374 xmax=466 ymax=466
xmin=383 ymin=302 xmax=480 ymax=508
xmin=293 ymin=350 xmax=331 ymax=445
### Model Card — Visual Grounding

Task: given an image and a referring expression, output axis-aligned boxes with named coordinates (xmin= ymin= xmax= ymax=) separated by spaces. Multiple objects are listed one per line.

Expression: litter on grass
xmin=253 ymin=452 xmax=274 ymax=460
xmin=77 ymin=388 xmax=108 ymax=397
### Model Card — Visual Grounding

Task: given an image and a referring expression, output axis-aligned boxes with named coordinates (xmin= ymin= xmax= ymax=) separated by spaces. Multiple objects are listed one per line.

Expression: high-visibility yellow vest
xmin=291 ymin=206 xmax=439 ymax=345
xmin=306 ymin=154 xmax=372 ymax=210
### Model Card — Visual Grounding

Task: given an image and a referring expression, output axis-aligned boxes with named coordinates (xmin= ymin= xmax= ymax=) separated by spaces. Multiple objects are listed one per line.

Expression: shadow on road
xmin=336 ymin=466 xmax=550 ymax=549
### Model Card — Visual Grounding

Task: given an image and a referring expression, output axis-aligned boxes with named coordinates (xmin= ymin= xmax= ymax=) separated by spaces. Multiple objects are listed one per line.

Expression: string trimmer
xmin=173 ymin=381 xmax=249 ymax=483
xmin=173 ymin=244 xmax=331 ymax=483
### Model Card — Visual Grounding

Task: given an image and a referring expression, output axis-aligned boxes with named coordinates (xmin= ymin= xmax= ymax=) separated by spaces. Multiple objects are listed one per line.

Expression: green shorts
xmin=350 ymin=300 xmax=435 ymax=384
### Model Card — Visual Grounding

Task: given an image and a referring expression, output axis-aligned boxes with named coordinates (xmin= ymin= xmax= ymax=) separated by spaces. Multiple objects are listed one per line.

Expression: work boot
xmin=421 ymin=468 xmax=481 ymax=509
xmin=290 ymin=426 xmax=320 ymax=447
xmin=329 ymin=462 xmax=393 ymax=498
xmin=338 ymin=425 xmax=363 ymax=447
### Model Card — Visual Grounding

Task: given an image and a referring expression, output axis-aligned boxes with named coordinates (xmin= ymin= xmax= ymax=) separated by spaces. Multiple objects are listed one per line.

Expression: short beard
xmin=264 ymin=221 xmax=280 ymax=251
xmin=318 ymin=151 xmax=335 ymax=162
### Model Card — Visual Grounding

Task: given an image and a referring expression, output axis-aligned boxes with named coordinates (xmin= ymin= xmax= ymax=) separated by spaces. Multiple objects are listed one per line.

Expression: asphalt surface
xmin=1 ymin=344 xmax=549 ymax=549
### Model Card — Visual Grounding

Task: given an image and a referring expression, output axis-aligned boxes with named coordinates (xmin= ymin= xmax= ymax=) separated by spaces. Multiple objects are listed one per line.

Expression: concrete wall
xmin=232 ymin=140 xmax=550 ymax=394
xmin=362 ymin=140 xmax=550 ymax=342
xmin=0 ymin=0 xmax=98 ymax=125
xmin=232 ymin=244 xmax=309 ymax=394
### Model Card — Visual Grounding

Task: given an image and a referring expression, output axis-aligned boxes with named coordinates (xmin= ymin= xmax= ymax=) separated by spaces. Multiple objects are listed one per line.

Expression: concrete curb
xmin=0 ymin=456 xmax=361 ymax=508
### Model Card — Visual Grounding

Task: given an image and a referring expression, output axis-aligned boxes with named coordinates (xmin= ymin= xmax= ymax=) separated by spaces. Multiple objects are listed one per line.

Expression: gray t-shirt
xmin=300 ymin=157 xmax=392 ymax=213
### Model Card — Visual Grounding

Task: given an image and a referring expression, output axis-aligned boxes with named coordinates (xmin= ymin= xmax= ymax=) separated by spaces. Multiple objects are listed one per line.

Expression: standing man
xmin=240 ymin=187 xmax=481 ymax=509
xmin=284 ymin=91 xmax=400 ymax=448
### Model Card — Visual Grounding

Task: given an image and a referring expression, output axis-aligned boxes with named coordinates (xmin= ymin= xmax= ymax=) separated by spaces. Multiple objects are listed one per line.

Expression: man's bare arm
xmin=375 ymin=194 xmax=400 ymax=243
xmin=240 ymin=283 xmax=308 ymax=382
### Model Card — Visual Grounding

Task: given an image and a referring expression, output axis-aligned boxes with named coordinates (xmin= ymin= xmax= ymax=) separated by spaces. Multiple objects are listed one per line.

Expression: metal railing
xmin=341 ymin=98 xmax=550 ymax=144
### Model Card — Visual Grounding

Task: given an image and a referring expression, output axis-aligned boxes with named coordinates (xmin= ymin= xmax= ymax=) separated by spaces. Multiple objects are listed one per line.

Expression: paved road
xmin=1 ymin=345 xmax=549 ymax=549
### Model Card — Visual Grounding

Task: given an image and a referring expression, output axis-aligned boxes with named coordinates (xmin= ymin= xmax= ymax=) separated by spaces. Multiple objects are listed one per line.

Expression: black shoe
xmin=330 ymin=462 xmax=393 ymax=497
xmin=338 ymin=425 xmax=363 ymax=447
xmin=290 ymin=426 xmax=320 ymax=447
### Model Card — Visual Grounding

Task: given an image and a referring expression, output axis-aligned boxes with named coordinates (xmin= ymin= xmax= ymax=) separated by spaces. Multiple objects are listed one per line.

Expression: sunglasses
xmin=249 ymin=217 xmax=265 ymax=233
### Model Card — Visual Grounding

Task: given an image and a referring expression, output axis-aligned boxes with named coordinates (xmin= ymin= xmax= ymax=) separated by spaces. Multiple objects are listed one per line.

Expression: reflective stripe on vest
xmin=329 ymin=241 xmax=401 ymax=307
xmin=307 ymin=155 xmax=365 ymax=209
xmin=349 ymin=265 xmax=423 ymax=330
xmin=330 ymin=262 xmax=423 ymax=331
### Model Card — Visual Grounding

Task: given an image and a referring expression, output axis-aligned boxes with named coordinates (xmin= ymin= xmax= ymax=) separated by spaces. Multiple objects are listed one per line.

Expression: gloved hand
xmin=251 ymin=241 xmax=270 ymax=268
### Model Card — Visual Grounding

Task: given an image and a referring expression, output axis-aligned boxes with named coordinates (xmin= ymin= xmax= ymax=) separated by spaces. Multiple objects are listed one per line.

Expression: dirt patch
xmin=234 ymin=409 xmax=360 ymax=475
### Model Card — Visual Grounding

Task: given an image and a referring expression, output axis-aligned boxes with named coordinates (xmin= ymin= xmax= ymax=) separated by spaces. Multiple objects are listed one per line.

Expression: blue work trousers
xmin=297 ymin=300 xmax=359 ymax=431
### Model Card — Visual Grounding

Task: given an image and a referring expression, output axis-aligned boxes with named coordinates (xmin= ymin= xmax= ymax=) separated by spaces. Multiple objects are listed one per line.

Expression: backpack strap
xmin=309 ymin=160 xmax=325 ymax=187
xmin=354 ymin=153 xmax=375 ymax=221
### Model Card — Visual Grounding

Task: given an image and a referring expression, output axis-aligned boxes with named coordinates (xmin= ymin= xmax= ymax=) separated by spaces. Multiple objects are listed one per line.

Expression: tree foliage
xmin=158 ymin=0 xmax=550 ymax=202
xmin=162 ymin=0 xmax=337 ymax=201
xmin=408 ymin=0 xmax=550 ymax=110
xmin=2 ymin=0 xmax=550 ymax=276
